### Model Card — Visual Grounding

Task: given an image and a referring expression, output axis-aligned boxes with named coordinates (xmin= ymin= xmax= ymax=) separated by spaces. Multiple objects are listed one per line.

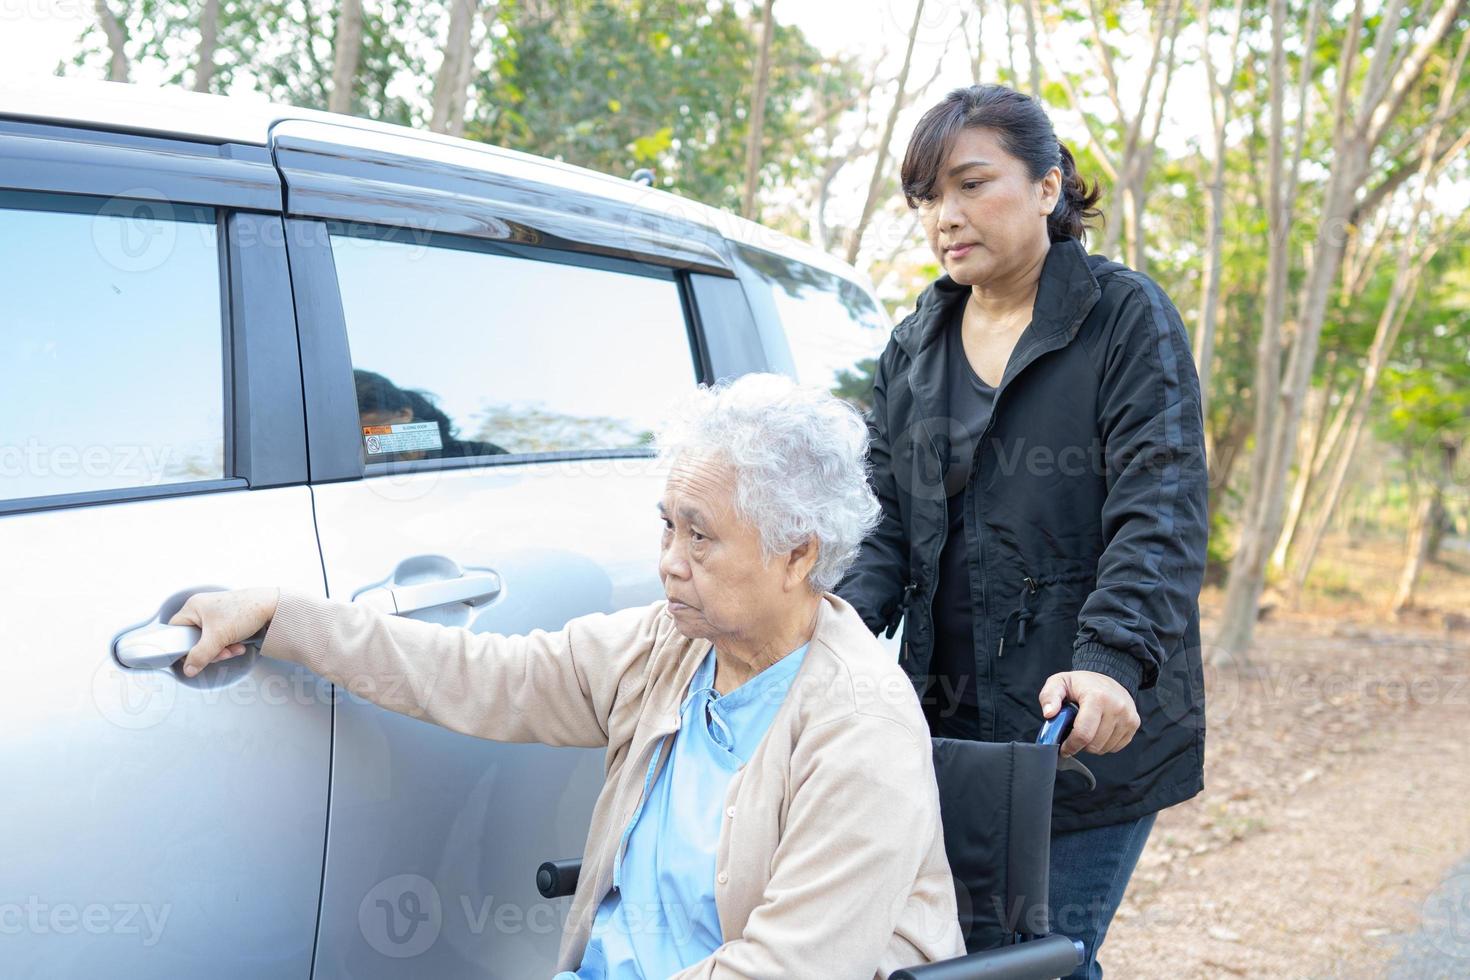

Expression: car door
xmin=271 ymin=121 xmax=736 ymax=977
xmin=0 ymin=123 xmax=329 ymax=978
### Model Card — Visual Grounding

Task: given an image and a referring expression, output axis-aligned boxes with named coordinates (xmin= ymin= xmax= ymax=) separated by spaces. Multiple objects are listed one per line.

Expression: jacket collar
xmin=893 ymin=236 xmax=1103 ymax=423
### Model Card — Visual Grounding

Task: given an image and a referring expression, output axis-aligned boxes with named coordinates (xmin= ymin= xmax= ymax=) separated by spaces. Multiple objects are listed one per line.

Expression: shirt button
xmin=725 ymin=806 xmax=736 ymax=818
xmin=717 ymin=871 xmax=729 ymax=885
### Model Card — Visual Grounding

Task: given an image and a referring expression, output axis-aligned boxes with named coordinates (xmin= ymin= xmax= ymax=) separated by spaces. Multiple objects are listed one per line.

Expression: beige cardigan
xmin=260 ymin=589 xmax=965 ymax=978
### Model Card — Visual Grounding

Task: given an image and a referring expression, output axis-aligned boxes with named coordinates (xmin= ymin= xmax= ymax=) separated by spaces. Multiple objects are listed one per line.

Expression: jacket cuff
xmin=1071 ymin=641 xmax=1143 ymax=701
xmin=259 ymin=589 xmax=342 ymax=677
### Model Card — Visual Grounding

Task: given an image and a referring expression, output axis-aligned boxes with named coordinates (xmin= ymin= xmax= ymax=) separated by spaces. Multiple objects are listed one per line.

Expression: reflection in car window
xmin=734 ymin=245 xmax=890 ymax=412
xmin=0 ymin=194 xmax=224 ymax=502
xmin=329 ymin=230 xmax=698 ymax=461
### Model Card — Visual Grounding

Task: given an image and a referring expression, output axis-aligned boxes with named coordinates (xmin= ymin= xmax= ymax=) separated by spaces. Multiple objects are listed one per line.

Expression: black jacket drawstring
xmin=997 ymin=576 xmax=1040 ymax=658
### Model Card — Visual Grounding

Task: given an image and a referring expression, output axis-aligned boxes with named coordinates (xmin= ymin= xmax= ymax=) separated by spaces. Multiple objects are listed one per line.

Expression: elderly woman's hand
xmin=168 ymin=587 xmax=281 ymax=677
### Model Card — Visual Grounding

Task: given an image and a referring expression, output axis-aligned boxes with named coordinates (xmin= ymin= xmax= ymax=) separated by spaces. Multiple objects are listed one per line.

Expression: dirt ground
xmin=1103 ymin=533 xmax=1470 ymax=979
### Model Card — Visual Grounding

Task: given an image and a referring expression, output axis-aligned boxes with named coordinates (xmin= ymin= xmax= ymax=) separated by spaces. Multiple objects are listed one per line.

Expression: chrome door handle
xmin=354 ymin=571 xmax=502 ymax=615
xmin=114 ymin=622 xmax=267 ymax=670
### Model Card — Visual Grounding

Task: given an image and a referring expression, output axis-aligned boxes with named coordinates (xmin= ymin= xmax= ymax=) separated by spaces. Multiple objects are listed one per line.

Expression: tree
xmin=845 ymin=0 xmax=926 ymax=265
xmin=194 ymin=0 xmax=220 ymax=91
xmin=428 ymin=0 xmax=482 ymax=135
xmin=1192 ymin=0 xmax=1251 ymax=421
xmin=1033 ymin=0 xmax=1187 ymax=272
xmin=94 ymin=0 xmax=131 ymax=81
xmin=741 ymin=0 xmax=776 ymax=219
xmin=468 ymin=0 xmax=851 ymax=212
xmin=329 ymin=0 xmax=364 ymax=113
xmin=1285 ymin=31 xmax=1468 ymax=596
xmin=1215 ymin=0 xmax=1466 ymax=659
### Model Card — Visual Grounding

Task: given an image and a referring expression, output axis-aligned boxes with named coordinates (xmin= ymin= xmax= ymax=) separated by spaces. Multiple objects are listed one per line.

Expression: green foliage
xmin=467 ymin=0 xmax=856 ymax=211
xmin=66 ymin=0 xmax=856 ymax=213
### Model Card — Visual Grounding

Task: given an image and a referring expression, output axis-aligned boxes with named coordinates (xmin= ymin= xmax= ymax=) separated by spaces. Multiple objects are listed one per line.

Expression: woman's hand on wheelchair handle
xmin=1039 ymin=670 xmax=1140 ymax=757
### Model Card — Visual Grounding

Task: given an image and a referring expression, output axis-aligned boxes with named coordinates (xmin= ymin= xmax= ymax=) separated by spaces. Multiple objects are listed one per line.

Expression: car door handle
xmin=354 ymin=571 xmax=503 ymax=616
xmin=114 ymin=622 xmax=267 ymax=670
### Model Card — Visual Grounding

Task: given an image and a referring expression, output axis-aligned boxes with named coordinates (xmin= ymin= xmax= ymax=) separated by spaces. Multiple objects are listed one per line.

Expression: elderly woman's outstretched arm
xmin=173 ymin=587 xmax=666 ymax=748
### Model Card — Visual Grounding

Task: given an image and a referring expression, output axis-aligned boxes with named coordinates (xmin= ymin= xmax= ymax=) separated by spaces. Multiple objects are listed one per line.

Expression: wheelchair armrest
xmin=536 ymin=858 xmax=583 ymax=899
xmin=890 ymin=934 xmax=1084 ymax=980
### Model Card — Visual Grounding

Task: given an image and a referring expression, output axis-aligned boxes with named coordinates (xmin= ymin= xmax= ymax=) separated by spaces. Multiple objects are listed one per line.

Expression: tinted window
xmin=734 ymin=245 xmax=890 ymax=412
xmin=330 ymin=230 xmax=699 ymax=462
xmin=0 ymin=194 xmax=225 ymax=502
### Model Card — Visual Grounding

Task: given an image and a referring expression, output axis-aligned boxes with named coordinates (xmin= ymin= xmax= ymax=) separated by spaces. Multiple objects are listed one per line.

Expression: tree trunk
xmin=964 ymin=2 xmax=984 ymax=84
xmin=193 ymin=0 xmax=219 ymax=92
xmin=741 ymin=0 xmax=777 ymax=220
xmin=1004 ymin=0 xmax=1019 ymax=87
xmin=1192 ymin=0 xmax=1247 ymax=421
xmin=329 ymin=0 xmax=365 ymax=115
xmin=845 ymin=0 xmax=925 ymax=265
xmin=94 ymin=0 xmax=130 ymax=82
xmin=1426 ymin=476 xmax=1449 ymax=563
xmin=1271 ymin=378 xmax=1331 ymax=574
xmin=1022 ymin=0 xmax=1041 ymax=97
xmin=1215 ymin=0 xmax=1296 ymax=661
xmin=1392 ymin=493 xmax=1434 ymax=616
xmin=430 ymin=0 xmax=481 ymax=135
xmin=808 ymin=66 xmax=879 ymax=253
xmin=1207 ymin=410 xmax=1252 ymax=521
xmin=1078 ymin=0 xmax=1181 ymax=266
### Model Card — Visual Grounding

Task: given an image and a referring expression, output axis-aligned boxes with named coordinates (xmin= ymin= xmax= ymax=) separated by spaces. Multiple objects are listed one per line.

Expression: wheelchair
xmin=537 ymin=703 xmax=1092 ymax=980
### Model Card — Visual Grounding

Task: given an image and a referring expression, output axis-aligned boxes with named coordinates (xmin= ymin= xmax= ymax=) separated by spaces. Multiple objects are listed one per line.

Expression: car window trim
xmin=0 ymin=478 xmax=250 ymax=518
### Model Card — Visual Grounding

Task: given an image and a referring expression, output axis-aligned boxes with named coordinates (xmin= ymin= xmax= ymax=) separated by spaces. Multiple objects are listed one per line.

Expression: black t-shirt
xmin=929 ymin=304 xmax=997 ymax=707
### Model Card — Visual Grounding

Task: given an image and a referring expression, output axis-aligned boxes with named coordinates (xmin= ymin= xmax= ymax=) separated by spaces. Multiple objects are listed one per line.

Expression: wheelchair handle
xmin=1035 ymin=701 xmax=1079 ymax=747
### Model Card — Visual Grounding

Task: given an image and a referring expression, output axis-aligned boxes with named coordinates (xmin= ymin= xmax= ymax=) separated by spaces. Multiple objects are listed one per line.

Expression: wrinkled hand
xmin=1039 ymin=670 xmax=1139 ymax=758
xmin=168 ymin=587 xmax=281 ymax=677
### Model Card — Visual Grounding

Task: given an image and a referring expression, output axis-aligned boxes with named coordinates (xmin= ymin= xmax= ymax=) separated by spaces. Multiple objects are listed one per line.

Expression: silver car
xmin=0 ymin=77 xmax=895 ymax=979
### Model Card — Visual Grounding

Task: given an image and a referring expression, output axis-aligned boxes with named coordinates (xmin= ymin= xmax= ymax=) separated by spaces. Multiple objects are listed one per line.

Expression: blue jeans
xmin=1047 ymin=812 xmax=1156 ymax=980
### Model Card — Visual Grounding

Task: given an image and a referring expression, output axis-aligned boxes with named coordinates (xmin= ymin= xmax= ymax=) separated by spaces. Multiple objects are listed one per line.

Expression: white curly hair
xmin=656 ymin=373 xmax=882 ymax=593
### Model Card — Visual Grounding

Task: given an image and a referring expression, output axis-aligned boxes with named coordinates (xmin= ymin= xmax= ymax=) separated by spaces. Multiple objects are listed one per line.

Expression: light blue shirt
xmin=558 ymin=641 xmax=810 ymax=980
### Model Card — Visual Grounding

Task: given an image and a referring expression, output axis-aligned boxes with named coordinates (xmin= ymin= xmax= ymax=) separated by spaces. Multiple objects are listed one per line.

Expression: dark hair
xmin=900 ymin=84 xmax=1104 ymax=244
xmin=353 ymin=368 xmax=458 ymax=442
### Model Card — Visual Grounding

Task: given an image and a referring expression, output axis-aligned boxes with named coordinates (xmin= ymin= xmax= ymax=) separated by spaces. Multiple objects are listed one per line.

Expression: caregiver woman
xmin=837 ymin=84 xmax=1208 ymax=978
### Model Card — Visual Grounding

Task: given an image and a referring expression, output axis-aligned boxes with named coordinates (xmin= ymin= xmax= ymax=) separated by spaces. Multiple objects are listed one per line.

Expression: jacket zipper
xmin=606 ymin=719 xmax=679 ymax=894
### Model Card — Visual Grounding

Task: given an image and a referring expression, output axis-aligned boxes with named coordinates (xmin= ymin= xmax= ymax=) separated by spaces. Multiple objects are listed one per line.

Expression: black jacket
xmin=837 ymin=237 xmax=1208 ymax=832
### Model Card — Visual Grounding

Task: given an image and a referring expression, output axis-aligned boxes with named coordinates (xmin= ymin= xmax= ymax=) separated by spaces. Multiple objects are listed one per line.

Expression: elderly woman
xmin=173 ymin=373 xmax=964 ymax=979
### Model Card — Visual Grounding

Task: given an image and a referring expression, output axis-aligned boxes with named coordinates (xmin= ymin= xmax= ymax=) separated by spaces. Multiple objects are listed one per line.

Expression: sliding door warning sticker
xmin=363 ymin=421 xmax=443 ymax=455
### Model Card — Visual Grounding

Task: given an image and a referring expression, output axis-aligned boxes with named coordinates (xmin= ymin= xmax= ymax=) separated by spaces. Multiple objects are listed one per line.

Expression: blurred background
xmin=3 ymin=1 xmax=1468 ymax=975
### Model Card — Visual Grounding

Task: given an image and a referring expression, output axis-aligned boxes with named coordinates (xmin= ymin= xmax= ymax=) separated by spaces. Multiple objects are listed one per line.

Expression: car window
xmin=0 ymin=193 xmax=225 ymax=503
xmin=733 ymin=245 xmax=890 ymax=412
xmin=329 ymin=228 xmax=699 ymax=463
